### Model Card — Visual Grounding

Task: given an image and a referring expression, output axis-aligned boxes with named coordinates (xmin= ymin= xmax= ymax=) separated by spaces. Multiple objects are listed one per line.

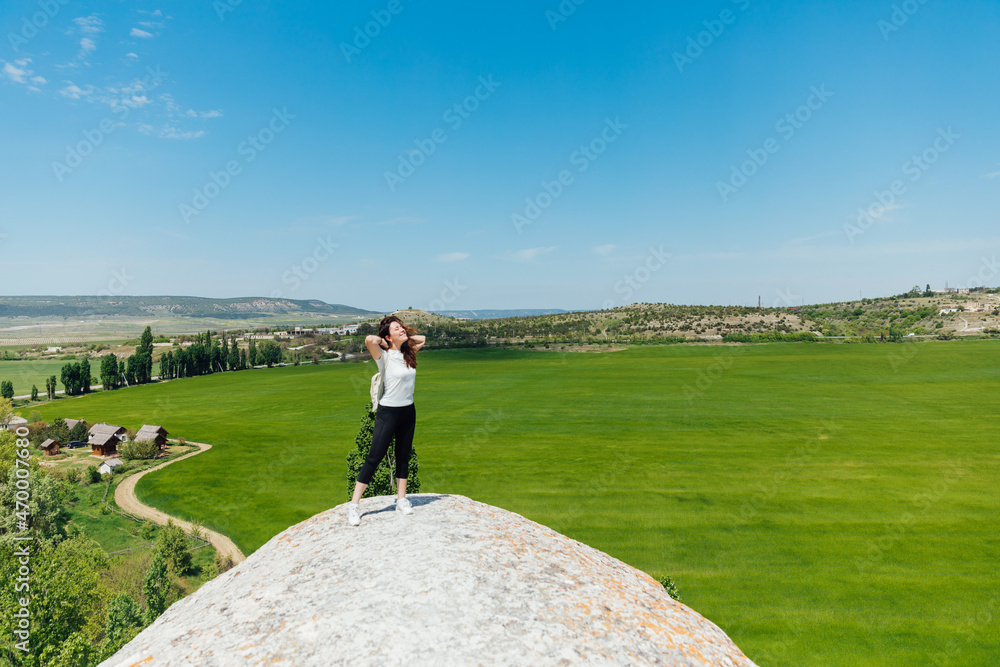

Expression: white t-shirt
xmin=376 ymin=348 xmax=416 ymax=407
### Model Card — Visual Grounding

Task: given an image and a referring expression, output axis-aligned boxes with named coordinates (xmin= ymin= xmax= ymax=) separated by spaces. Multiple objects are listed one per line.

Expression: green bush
xmin=120 ymin=438 xmax=160 ymax=461
xmin=346 ymin=404 xmax=420 ymax=500
xmin=658 ymin=575 xmax=681 ymax=602
xmin=155 ymin=519 xmax=192 ymax=575
xmin=140 ymin=521 xmax=157 ymax=540
xmin=85 ymin=465 xmax=101 ymax=485
xmin=65 ymin=467 xmax=81 ymax=484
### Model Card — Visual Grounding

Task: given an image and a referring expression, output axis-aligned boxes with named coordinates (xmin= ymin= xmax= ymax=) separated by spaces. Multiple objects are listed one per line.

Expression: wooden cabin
xmin=39 ymin=438 xmax=61 ymax=456
xmin=135 ymin=424 xmax=170 ymax=449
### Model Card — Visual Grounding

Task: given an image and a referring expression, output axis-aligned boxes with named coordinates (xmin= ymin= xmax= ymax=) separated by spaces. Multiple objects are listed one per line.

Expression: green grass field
xmin=0 ymin=358 xmax=79 ymax=398
xmin=32 ymin=341 xmax=1000 ymax=666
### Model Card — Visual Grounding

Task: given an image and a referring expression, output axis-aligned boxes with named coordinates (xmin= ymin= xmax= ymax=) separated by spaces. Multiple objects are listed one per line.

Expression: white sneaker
xmin=347 ymin=504 xmax=361 ymax=526
xmin=395 ymin=497 xmax=413 ymax=515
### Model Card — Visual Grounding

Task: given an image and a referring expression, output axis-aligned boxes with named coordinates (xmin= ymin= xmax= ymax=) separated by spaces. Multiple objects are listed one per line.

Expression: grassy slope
xmin=0 ymin=358 xmax=79 ymax=397
xmin=34 ymin=342 xmax=1000 ymax=666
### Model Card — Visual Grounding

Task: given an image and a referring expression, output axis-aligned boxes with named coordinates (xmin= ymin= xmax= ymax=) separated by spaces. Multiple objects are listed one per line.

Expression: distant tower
xmin=758 ymin=296 xmax=761 ymax=308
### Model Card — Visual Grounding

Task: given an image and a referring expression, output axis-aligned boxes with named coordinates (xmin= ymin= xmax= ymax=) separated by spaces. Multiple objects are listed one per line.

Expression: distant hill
xmin=432 ymin=309 xmax=567 ymax=320
xmin=0 ymin=296 xmax=378 ymax=320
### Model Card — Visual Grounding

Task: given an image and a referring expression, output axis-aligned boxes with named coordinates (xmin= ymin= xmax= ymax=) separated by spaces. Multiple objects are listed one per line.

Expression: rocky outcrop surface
xmin=103 ymin=494 xmax=757 ymax=666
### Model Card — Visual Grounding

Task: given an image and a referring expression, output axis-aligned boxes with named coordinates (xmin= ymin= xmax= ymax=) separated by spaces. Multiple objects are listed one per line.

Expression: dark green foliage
xmin=346 ymin=404 xmax=419 ymax=500
xmin=722 ymin=332 xmax=818 ymax=343
xmin=30 ymin=384 xmax=38 ymax=401
xmin=80 ymin=357 xmax=92 ymax=393
xmin=135 ymin=326 xmax=154 ymax=383
xmin=257 ymin=340 xmax=283 ymax=367
xmin=658 ymin=575 xmax=681 ymax=602
xmin=120 ymin=439 xmax=160 ymax=461
xmin=227 ymin=338 xmax=241 ymax=370
xmin=0 ymin=381 xmax=13 ymax=400
xmin=85 ymin=465 xmax=101 ymax=485
xmin=5 ymin=536 xmax=109 ymax=665
xmin=124 ymin=355 xmax=138 ymax=385
xmin=60 ymin=362 xmax=87 ymax=395
xmin=0 ymin=464 xmax=69 ymax=546
xmin=46 ymin=631 xmax=98 ymax=667
xmin=155 ymin=520 xmax=192 ymax=575
xmin=143 ymin=552 xmax=168 ymax=623
xmin=46 ymin=417 xmax=70 ymax=446
xmin=100 ymin=593 xmax=143 ymax=658
xmin=69 ymin=420 xmax=88 ymax=443
xmin=100 ymin=353 xmax=119 ymax=390
xmin=140 ymin=521 xmax=157 ymax=541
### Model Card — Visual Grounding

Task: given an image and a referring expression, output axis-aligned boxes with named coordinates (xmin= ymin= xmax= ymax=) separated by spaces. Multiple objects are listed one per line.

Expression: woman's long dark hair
xmin=378 ymin=315 xmax=419 ymax=369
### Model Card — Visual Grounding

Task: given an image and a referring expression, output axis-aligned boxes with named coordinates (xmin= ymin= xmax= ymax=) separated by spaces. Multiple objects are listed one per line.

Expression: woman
xmin=347 ymin=315 xmax=426 ymax=526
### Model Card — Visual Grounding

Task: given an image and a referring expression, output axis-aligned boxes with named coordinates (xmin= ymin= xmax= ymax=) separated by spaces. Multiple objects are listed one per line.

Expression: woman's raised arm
xmin=364 ymin=334 xmax=387 ymax=359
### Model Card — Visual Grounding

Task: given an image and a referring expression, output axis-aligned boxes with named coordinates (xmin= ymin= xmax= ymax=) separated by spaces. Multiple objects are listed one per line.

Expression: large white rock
xmin=104 ymin=494 xmax=757 ymax=666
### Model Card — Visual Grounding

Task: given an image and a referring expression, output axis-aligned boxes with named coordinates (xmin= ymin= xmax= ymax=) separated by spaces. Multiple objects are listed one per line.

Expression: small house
xmin=135 ymin=424 xmax=170 ymax=449
xmin=64 ymin=418 xmax=89 ymax=432
xmin=99 ymin=458 xmax=123 ymax=475
xmin=90 ymin=431 xmax=123 ymax=457
xmin=2 ymin=415 xmax=29 ymax=432
xmin=40 ymin=439 xmax=61 ymax=456
xmin=88 ymin=422 xmax=126 ymax=439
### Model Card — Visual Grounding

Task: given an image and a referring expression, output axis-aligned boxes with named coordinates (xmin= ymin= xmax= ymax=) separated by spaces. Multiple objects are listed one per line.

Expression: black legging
xmin=357 ymin=403 xmax=416 ymax=484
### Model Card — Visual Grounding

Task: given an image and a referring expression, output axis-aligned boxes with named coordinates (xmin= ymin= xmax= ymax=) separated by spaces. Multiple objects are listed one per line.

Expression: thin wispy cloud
xmin=2 ymin=60 xmax=30 ymax=84
xmin=437 ymin=252 xmax=470 ymax=262
xmin=59 ymin=82 xmax=96 ymax=99
xmin=592 ymin=244 xmax=616 ymax=255
xmin=73 ymin=15 xmax=105 ymax=34
xmin=374 ymin=216 xmax=424 ymax=226
xmin=130 ymin=28 xmax=154 ymax=39
xmin=984 ymin=165 xmax=1000 ymax=179
xmin=501 ymin=246 xmax=557 ymax=263
xmin=69 ymin=15 xmax=104 ymax=64
xmin=185 ymin=109 xmax=224 ymax=119
xmin=138 ymin=124 xmax=205 ymax=140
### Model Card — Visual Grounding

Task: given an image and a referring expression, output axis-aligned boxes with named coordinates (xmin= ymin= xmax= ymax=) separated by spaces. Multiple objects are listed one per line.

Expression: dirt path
xmin=115 ymin=441 xmax=246 ymax=564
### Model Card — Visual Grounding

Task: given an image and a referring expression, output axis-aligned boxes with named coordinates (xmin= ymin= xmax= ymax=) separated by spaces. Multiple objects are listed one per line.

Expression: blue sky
xmin=1 ymin=0 xmax=998 ymax=312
